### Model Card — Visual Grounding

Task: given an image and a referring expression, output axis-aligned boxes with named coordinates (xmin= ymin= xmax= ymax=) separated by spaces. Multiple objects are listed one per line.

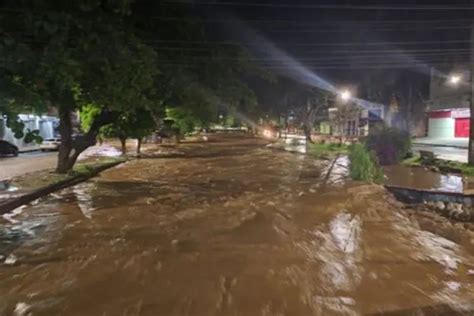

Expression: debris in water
xmin=4 ymin=254 xmax=18 ymax=265
xmin=2 ymin=206 xmax=26 ymax=224
xmin=13 ymin=302 xmax=31 ymax=316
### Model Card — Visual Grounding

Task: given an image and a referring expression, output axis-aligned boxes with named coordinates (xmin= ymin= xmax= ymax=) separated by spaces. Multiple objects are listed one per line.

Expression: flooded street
xmin=384 ymin=165 xmax=464 ymax=193
xmin=2 ymin=135 xmax=474 ymax=315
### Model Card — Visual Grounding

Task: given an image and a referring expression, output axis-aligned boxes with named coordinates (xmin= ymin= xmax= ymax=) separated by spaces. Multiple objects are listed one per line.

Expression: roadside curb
xmin=412 ymin=142 xmax=468 ymax=149
xmin=18 ymin=148 xmax=41 ymax=153
xmin=0 ymin=160 xmax=126 ymax=215
xmin=384 ymin=184 xmax=474 ymax=205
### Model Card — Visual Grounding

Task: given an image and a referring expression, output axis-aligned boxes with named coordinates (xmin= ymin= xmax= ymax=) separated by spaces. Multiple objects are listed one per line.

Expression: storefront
xmin=428 ymin=108 xmax=470 ymax=138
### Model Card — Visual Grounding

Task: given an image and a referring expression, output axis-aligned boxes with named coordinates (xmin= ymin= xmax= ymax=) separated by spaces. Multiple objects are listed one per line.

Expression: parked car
xmin=0 ymin=140 xmax=19 ymax=157
xmin=40 ymin=138 xmax=61 ymax=151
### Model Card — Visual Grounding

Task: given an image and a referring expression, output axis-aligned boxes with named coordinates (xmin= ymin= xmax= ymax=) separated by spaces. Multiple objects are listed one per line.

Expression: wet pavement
xmin=412 ymin=144 xmax=467 ymax=164
xmin=1 ymin=135 xmax=474 ymax=315
xmin=0 ymin=145 xmax=121 ymax=181
xmin=0 ymin=152 xmax=57 ymax=181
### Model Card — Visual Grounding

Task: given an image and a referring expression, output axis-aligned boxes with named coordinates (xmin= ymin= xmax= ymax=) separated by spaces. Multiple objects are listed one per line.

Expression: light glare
xmin=449 ymin=75 xmax=461 ymax=85
xmin=340 ymin=90 xmax=351 ymax=101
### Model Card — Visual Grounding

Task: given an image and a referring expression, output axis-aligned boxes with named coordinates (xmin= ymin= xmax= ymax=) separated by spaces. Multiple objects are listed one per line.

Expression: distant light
xmin=263 ymin=129 xmax=273 ymax=138
xmin=449 ymin=74 xmax=461 ymax=85
xmin=340 ymin=90 xmax=351 ymax=102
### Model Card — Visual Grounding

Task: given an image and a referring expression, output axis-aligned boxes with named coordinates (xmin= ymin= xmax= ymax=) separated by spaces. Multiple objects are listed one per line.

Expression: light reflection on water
xmin=73 ymin=183 xmax=96 ymax=219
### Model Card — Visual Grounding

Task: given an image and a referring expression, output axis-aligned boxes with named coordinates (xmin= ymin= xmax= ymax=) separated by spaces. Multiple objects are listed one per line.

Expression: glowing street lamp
xmin=340 ymin=89 xmax=352 ymax=102
xmin=449 ymin=74 xmax=461 ymax=86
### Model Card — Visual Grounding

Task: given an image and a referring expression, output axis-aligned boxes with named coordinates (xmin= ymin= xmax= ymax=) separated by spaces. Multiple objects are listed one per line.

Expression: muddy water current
xmin=1 ymin=136 xmax=474 ymax=315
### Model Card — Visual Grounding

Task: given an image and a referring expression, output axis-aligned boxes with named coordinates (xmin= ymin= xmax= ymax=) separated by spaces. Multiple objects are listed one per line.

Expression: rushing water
xmin=1 ymin=135 xmax=474 ymax=315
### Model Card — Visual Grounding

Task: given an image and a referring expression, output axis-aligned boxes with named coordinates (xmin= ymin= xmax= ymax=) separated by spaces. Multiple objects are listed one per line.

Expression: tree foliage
xmin=0 ymin=0 xmax=269 ymax=172
xmin=0 ymin=0 xmax=158 ymax=172
xmin=100 ymin=109 xmax=156 ymax=155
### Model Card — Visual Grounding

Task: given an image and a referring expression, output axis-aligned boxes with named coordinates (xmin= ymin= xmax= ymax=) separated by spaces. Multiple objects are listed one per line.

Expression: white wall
xmin=0 ymin=115 xmax=58 ymax=149
xmin=428 ymin=118 xmax=454 ymax=138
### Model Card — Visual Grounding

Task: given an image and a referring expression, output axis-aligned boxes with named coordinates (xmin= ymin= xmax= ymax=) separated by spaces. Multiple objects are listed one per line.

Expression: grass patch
xmin=308 ymin=143 xmax=349 ymax=159
xmin=438 ymin=160 xmax=474 ymax=176
xmin=402 ymin=154 xmax=474 ymax=176
xmin=9 ymin=156 xmax=126 ymax=192
xmin=401 ymin=154 xmax=423 ymax=166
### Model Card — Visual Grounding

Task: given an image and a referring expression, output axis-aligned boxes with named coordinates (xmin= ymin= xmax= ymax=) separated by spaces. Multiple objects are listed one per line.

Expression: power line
xmin=145 ymin=39 xmax=472 ymax=47
xmin=159 ymin=51 xmax=471 ymax=61
xmin=153 ymin=62 xmax=465 ymax=70
xmin=152 ymin=48 xmax=472 ymax=54
xmin=154 ymin=51 xmax=471 ymax=59
xmin=163 ymin=1 xmax=474 ymax=11
xmin=270 ymin=26 xmax=471 ymax=33
xmin=150 ymin=16 xmax=474 ymax=25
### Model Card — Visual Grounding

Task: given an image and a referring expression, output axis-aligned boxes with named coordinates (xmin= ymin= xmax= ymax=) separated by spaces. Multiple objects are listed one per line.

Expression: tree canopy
xmin=0 ymin=0 xmax=270 ymax=172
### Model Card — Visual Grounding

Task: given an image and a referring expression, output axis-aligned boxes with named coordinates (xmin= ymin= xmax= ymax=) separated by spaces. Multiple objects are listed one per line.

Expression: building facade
xmin=0 ymin=114 xmax=59 ymax=150
xmin=320 ymin=102 xmax=384 ymax=137
xmin=428 ymin=67 xmax=470 ymax=138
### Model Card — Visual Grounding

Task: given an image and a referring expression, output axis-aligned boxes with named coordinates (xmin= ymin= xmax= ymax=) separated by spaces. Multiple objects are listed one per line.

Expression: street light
xmin=340 ymin=89 xmax=351 ymax=102
xmin=449 ymin=74 xmax=461 ymax=86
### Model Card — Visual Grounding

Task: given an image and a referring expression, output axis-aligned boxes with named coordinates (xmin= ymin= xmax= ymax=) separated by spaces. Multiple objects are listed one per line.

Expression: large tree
xmin=0 ymin=0 xmax=158 ymax=172
xmin=1 ymin=0 xmax=270 ymax=173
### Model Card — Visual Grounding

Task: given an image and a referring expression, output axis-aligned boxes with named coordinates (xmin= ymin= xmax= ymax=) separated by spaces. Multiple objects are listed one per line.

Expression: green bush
xmin=365 ymin=125 xmax=411 ymax=165
xmin=349 ymin=143 xmax=383 ymax=182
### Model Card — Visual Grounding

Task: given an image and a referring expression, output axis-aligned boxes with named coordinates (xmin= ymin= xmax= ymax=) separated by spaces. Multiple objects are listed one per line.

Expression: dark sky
xmin=197 ymin=0 xmax=471 ymax=77
xmin=136 ymin=0 xmax=474 ymax=105
xmin=195 ymin=0 xmax=472 ymax=102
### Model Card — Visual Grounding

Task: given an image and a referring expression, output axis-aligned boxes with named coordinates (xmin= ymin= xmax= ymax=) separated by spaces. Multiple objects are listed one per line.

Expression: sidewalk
xmin=412 ymin=137 xmax=468 ymax=149
xmin=18 ymin=144 xmax=41 ymax=153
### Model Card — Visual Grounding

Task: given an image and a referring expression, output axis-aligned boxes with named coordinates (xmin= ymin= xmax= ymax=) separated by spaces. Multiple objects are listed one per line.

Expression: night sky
xmin=135 ymin=0 xmax=474 ymax=109
xmin=198 ymin=0 xmax=472 ymax=79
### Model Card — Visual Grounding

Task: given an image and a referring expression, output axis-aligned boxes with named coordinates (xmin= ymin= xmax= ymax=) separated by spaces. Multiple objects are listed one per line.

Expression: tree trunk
xmin=136 ymin=138 xmax=142 ymax=155
xmin=120 ymin=137 xmax=127 ymax=156
xmin=56 ymin=106 xmax=75 ymax=174
xmin=56 ymin=108 xmax=119 ymax=173
xmin=303 ymin=124 xmax=314 ymax=144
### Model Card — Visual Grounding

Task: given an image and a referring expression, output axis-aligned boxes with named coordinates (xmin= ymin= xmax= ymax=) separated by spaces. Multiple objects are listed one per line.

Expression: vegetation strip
xmin=0 ymin=160 xmax=126 ymax=215
xmin=403 ymin=154 xmax=474 ymax=176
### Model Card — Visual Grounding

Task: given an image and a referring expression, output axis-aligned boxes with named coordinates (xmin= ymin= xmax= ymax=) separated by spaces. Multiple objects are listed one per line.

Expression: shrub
xmin=365 ymin=126 xmax=411 ymax=165
xmin=349 ymin=143 xmax=383 ymax=182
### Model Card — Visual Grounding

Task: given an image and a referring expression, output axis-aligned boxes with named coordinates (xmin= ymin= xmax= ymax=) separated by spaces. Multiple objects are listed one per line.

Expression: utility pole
xmin=469 ymin=11 xmax=474 ymax=165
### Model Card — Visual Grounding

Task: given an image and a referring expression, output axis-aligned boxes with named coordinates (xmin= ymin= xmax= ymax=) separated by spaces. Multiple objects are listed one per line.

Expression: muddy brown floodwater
xmin=2 ymin=135 xmax=474 ymax=315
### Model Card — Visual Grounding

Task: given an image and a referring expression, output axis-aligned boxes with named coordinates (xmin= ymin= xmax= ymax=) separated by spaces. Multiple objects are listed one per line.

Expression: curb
xmin=412 ymin=142 xmax=468 ymax=150
xmin=384 ymin=184 xmax=473 ymax=205
xmin=18 ymin=148 xmax=41 ymax=153
xmin=0 ymin=160 xmax=126 ymax=215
